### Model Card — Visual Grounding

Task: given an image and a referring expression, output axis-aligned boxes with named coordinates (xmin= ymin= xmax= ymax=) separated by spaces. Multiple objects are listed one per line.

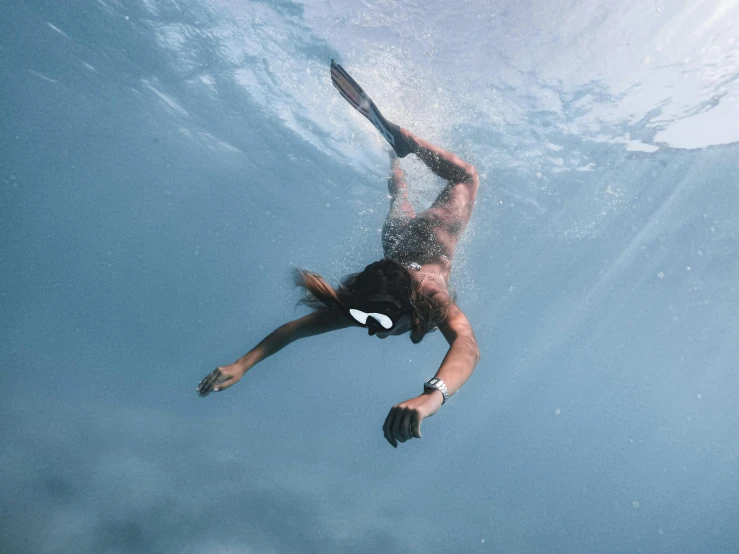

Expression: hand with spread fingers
xmin=383 ymin=391 xmax=444 ymax=448
xmin=197 ymin=363 xmax=246 ymax=397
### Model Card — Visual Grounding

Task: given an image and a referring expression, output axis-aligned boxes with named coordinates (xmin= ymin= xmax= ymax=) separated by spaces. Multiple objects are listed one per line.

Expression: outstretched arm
xmin=198 ymin=309 xmax=351 ymax=397
xmin=383 ymin=301 xmax=480 ymax=447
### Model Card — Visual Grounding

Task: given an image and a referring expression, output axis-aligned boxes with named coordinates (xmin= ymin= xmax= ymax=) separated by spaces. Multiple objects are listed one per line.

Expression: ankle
xmin=402 ymin=129 xmax=420 ymax=154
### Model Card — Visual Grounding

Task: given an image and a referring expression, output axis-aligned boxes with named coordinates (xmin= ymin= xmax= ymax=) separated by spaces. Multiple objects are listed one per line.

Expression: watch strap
xmin=424 ymin=377 xmax=449 ymax=404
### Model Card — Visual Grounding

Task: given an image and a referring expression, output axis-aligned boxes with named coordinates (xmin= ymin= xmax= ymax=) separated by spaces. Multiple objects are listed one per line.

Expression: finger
xmin=200 ymin=369 xmax=221 ymax=395
xmin=410 ymin=412 xmax=422 ymax=439
xmin=383 ymin=410 xmax=398 ymax=448
xmin=397 ymin=409 xmax=413 ymax=443
xmin=197 ymin=372 xmax=215 ymax=397
xmin=383 ymin=409 xmax=398 ymax=448
xmin=197 ymin=368 xmax=221 ymax=397
xmin=390 ymin=408 xmax=408 ymax=443
xmin=197 ymin=367 xmax=219 ymax=388
xmin=198 ymin=379 xmax=214 ymax=397
xmin=213 ymin=375 xmax=235 ymax=393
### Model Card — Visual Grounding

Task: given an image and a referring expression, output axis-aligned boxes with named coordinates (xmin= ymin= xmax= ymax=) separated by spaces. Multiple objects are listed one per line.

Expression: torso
xmin=382 ymin=216 xmax=453 ymax=297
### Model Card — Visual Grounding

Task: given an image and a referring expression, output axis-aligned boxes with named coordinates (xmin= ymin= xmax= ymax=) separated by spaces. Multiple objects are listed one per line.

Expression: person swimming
xmin=198 ymin=60 xmax=480 ymax=448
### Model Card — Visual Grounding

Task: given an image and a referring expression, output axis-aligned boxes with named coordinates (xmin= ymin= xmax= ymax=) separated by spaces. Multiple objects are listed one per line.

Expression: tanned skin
xmin=198 ymin=127 xmax=480 ymax=448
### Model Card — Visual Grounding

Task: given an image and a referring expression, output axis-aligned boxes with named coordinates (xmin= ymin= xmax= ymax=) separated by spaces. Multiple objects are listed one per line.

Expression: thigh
xmin=381 ymin=216 xmax=410 ymax=259
xmin=421 ymin=178 xmax=478 ymax=243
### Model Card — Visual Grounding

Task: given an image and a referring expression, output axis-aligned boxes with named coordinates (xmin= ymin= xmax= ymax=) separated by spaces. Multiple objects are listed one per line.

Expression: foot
xmin=383 ymin=121 xmax=415 ymax=158
xmin=330 ymin=61 xmax=415 ymax=158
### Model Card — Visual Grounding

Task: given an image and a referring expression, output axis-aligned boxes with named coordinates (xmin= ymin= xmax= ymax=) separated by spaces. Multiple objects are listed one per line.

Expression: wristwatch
xmin=424 ymin=377 xmax=449 ymax=404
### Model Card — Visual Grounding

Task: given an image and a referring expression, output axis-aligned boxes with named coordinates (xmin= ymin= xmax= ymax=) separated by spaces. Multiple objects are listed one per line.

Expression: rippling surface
xmin=2 ymin=1 xmax=738 ymax=552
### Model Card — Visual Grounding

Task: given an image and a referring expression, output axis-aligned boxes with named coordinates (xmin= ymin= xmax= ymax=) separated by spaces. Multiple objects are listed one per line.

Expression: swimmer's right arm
xmin=197 ymin=309 xmax=351 ymax=397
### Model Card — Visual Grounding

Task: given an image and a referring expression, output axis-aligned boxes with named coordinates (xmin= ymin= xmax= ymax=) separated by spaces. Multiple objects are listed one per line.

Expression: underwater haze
xmin=2 ymin=0 xmax=739 ymax=552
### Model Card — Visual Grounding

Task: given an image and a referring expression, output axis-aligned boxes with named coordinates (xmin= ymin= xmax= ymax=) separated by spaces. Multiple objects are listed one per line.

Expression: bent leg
xmin=401 ymin=129 xmax=479 ymax=246
xmin=386 ymin=153 xmax=415 ymax=220
xmin=401 ymin=129 xmax=478 ymax=186
xmin=382 ymin=154 xmax=415 ymax=259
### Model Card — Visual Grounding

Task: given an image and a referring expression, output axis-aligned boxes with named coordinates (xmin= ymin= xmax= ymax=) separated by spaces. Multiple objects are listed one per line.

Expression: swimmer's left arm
xmin=383 ymin=300 xmax=479 ymax=448
xmin=434 ymin=302 xmax=480 ymax=395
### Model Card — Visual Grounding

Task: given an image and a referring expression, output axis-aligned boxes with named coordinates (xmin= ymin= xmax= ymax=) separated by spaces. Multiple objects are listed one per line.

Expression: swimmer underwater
xmin=198 ymin=60 xmax=480 ymax=448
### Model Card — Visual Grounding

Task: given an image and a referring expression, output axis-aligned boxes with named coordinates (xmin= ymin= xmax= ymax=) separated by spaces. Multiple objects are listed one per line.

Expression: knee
xmin=464 ymin=163 xmax=479 ymax=184
xmin=454 ymin=159 xmax=477 ymax=183
xmin=457 ymin=163 xmax=478 ymax=189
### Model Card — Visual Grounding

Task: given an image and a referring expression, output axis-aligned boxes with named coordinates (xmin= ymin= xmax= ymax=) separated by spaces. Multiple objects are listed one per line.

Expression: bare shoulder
xmin=423 ymin=284 xmax=453 ymax=309
xmin=437 ymin=301 xmax=476 ymax=343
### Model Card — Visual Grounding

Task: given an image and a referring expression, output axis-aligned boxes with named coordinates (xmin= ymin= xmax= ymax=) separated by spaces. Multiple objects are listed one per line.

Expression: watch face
xmin=426 ymin=378 xmax=438 ymax=387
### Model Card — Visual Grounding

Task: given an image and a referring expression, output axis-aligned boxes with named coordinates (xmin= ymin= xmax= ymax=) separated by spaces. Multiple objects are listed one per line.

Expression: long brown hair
xmin=295 ymin=259 xmax=449 ymax=343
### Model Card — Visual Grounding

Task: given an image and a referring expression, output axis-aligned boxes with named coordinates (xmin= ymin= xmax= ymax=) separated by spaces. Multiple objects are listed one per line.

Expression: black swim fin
xmin=330 ymin=59 xmax=413 ymax=158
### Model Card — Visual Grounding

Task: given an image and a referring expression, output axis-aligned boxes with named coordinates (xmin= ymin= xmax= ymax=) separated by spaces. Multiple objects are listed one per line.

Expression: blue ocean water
xmin=2 ymin=0 xmax=738 ymax=552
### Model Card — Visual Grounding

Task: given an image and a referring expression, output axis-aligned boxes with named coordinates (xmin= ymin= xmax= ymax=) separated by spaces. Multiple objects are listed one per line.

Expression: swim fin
xmin=330 ymin=59 xmax=413 ymax=158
